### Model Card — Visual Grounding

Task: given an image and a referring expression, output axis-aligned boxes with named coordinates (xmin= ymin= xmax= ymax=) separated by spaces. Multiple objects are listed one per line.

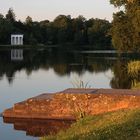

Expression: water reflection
xmin=127 ymin=61 xmax=140 ymax=89
xmin=11 ymin=49 xmax=23 ymax=61
xmin=3 ymin=117 xmax=74 ymax=137
xmin=0 ymin=49 xmax=140 ymax=88
xmin=111 ymin=59 xmax=140 ymax=89
xmin=110 ymin=59 xmax=132 ymax=89
xmin=1 ymin=49 xmax=140 ymax=139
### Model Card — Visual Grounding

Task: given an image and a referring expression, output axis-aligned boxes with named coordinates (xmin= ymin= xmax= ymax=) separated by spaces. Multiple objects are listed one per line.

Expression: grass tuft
xmin=71 ymin=77 xmax=91 ymax=89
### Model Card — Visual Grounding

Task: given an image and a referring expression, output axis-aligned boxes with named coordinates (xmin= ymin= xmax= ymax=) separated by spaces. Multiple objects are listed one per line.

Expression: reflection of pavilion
xmin=11 ymin=49 xmax=23 ymax=61
xmin=3 ymin=118 xmax=74 ymax=137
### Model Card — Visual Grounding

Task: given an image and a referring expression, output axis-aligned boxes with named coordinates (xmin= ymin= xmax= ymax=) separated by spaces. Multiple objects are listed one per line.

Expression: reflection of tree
xmin=128 ymin=61 xmax=140 ymax=89
xmin=110 ymin=60 xmax=132 ymax=89
xmin=1 ymin=49 xmax=140 ymax=88
xmin=0 ymin=49 xmax=113 ymax=84
xmin=110 ymin=60 xmax=140 ymax=89
xmin=53 ymin=64 xmax=68 ymax=76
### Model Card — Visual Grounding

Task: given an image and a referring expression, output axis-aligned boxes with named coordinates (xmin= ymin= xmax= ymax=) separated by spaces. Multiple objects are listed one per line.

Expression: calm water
xmin=0 ymin=48 xmax=139 ymax=140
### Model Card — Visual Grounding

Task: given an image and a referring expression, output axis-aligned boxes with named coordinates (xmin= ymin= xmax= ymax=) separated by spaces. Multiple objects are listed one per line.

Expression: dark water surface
xmin=0 ymin=48 xmax=140 ymax=140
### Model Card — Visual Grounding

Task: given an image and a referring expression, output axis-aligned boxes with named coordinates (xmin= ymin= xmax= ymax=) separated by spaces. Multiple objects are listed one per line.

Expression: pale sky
xmin=0 ymin=0 xmax=116 ymax=22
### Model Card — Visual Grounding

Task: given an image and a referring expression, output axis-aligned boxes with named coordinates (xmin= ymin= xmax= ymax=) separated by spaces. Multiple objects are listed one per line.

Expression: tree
xmin=25 ymin=16 xmax=33 ymax=25
xmin=110 ymin=0 xmax=140 ymax=52
xmin=44 ymin=22 xmax=57 ymax=44
xmin=0 ymin=16 xmax=13 ymax=44
xmin=6 ymin=8 xmax=16 ymax=22
xmin=29 ymin=33 xmax=37 ymax=45
xmin=73 ymin=16 xmax=86 ymax=45
xmin=110 ymin=11 xmax=134 ymax=51
xmin=53 ymin=15 xmax=73 ymax=44
xmin=88 ymin=19 xmax=111 ymax=49
xmin=0 ymin=13 xmax=4 ymax=19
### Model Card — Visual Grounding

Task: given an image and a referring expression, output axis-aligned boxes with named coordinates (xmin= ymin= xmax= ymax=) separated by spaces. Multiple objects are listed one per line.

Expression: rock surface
xmin=3 ymin=88 xmax=140 ymax=120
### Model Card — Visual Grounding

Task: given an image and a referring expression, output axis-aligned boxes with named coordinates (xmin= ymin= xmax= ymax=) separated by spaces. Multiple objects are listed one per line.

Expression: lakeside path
xmin=3 ymin=88 xmax=140 ymax=120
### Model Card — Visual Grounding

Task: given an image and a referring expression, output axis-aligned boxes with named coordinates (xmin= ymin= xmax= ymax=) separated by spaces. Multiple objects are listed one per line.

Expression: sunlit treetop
xmin=110 ymin=0 xmax=138 ymax=7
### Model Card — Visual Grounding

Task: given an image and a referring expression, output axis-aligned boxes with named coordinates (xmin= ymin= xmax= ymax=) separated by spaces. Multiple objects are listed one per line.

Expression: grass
xmin=132 ymin=83 xmax=140 ymax=89
xmin=41 ymin=108 xmax=140 ymax=140
xmin=128 ymin=61 xmax=140 ymax=78
xmin=71 ymin=77 xmax=91 ymax=89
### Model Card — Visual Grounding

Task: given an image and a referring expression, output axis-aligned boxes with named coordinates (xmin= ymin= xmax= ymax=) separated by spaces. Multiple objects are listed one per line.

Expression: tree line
xmin=0 ymin=0 xmax=139 ymax=52
xmin=0 ymin=8 xmax=112 ymax=50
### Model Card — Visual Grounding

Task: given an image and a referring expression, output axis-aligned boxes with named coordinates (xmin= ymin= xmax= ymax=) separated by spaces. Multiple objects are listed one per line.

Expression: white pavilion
xmin=11 ymin=34 xmax=24 ymax=45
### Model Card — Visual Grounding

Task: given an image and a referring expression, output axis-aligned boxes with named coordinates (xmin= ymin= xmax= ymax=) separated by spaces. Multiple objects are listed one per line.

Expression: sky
xmin=0 ymin=0 xmax=117 ymax=22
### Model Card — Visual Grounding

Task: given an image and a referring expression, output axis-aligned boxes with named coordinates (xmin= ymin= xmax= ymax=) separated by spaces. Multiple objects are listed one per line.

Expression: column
xmin=19 ymin=36 xmax=21 ymax=45
xmin=16 ymin=36 xmax=18 ymax=45
xmin=13 ymin=37 xmax=16 ymax=45
xmin=14 ymin=37 xmax=16 ymax=45
xmin=18 ymin=36 xmax=20 ymax=45
xmin=16 ymin=37 xmax=18 ymax=45
xmin=21 ymin=37 xmax=23 ymax=45
xmin=19 ymin=50 xmax=23 ymax=59
xmin=11 ymin=36 xmax=14 ymax=45
xmin=19 ymin=37 xmax=21 ymax=45
xmin=12 ymin=37 xmax=14 ymax=45
xmin=20 ymin=37 xmax=22 ymax=45
xmin=17 ymin=37 xmax=18 ymax=45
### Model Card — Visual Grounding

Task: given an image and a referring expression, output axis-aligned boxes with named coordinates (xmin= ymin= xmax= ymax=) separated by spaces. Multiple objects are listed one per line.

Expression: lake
xmin=0 ymin=48 xmax=140 ymax=140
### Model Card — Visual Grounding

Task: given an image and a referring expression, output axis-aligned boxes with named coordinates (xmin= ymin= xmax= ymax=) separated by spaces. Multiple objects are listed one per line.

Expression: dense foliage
xmin=110 ymin=0 xmax=140 ymax=52
xmin=0 ymin=8 xmax=112 ymax=49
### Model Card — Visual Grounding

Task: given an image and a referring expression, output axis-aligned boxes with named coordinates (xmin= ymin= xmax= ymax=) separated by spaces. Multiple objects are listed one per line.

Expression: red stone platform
xmin=3 ymin=88 xmax=140 ymax=120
